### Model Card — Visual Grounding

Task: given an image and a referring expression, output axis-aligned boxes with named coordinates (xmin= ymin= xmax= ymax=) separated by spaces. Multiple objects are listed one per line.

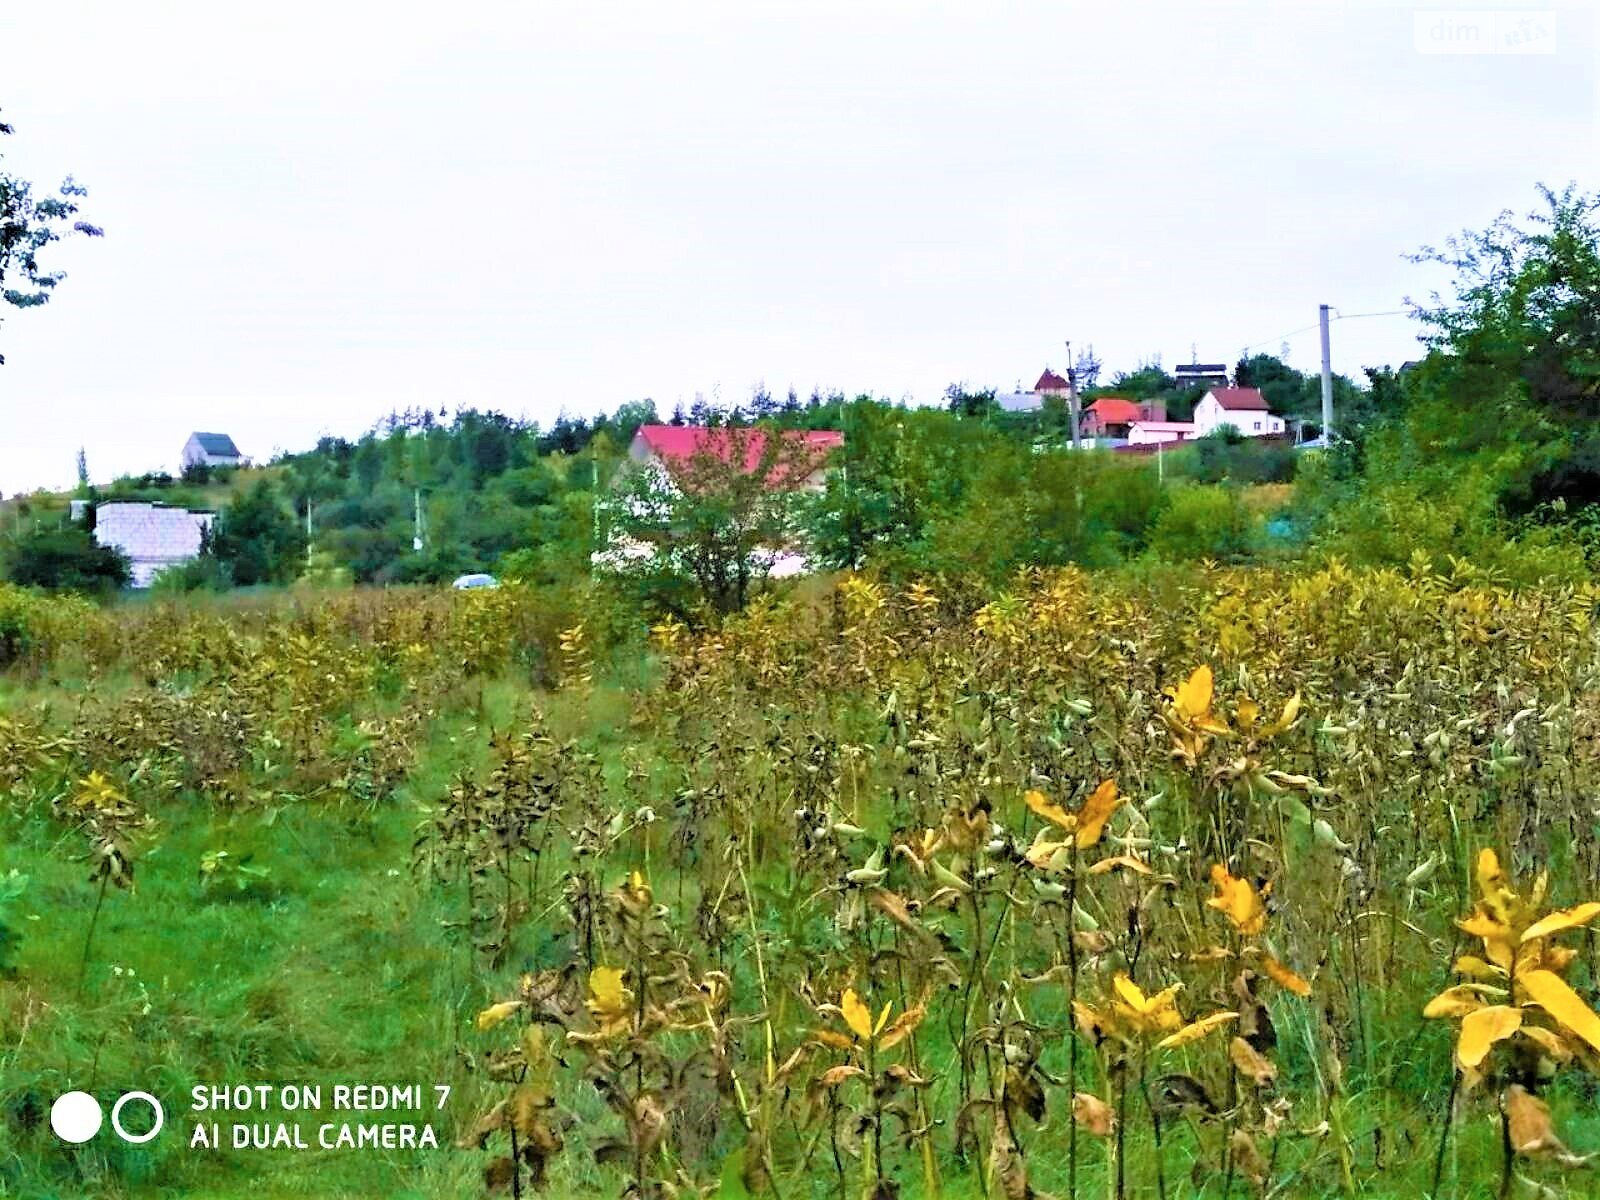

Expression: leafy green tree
xmin=0 ymin=110 xmax=103 ymax=364
xmin=209 ymin=480 xmax=306 ymax=586
xmin=604 ymin=425 xmax=826 ymax=615
xmin=1408 ymin=183 xmax=1600 ymax=422
xmin=3 ymin=525 xmax=129 ymax=593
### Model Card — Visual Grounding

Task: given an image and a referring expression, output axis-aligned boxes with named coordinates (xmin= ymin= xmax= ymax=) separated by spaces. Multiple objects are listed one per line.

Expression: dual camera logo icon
xmin=50 ymin=1090 xmax=165 ymax=1145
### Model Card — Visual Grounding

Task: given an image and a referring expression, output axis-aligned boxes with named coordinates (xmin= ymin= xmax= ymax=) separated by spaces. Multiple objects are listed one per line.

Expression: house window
xmin=1253 ymin=421 xmax=1260 ymax=431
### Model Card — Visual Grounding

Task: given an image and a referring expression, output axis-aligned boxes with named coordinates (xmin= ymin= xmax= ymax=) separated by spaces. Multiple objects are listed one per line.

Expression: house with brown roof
xmin=1192 ymin=388 xmax=1285 ymax=438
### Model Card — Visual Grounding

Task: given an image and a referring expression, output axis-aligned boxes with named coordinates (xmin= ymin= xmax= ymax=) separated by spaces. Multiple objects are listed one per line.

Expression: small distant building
xmin=1192 ymin=388 xmax=1285 ymax=438
xmin=181 ymin=432 xmax=248 ymax=471
xmin=1174 ymin=363 xmax=1230 ymax=390
xmin=1128 ymin=421 xmax=1198 ymax=446
xmin=1083 ymin=397 xmax=1168 ymax=440
xmin=93 ymin=501 xmax=215 ymax=587
xmin=994 ymin=368 xmax=1072 ymax=415
xmin=1035 ymin=368 xmax=1070 ymax=397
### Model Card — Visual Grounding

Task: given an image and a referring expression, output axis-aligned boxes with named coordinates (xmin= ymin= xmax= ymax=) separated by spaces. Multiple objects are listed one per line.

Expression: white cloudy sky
xmin=0 ymin=1 xmax=1594 ymax=491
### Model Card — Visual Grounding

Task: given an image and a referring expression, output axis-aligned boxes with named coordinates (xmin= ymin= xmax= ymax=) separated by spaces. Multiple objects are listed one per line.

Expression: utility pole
xmin=1065 ymin=339 xmax=1082 ymax=450
xmin=1319 ymin=303 xmax=1334 ymax=443
xmin=305 ymin=499 xmax=313 ymax=563
xmin=413 ymin=488 xmax=424 ymax=552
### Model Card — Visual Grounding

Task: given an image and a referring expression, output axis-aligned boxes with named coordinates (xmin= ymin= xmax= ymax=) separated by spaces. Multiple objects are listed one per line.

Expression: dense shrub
xmin=1 ymin=525 xmax=130 ymax=594
xmin=1147 ymin=484 xmax=1260 ymax=561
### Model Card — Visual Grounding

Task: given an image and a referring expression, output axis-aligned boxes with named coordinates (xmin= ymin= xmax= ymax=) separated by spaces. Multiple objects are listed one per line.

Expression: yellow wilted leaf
xmin=1453 ymin=955 xmax=1505 ymax=980
xmin=1519 ymin=1024 xmax=1574 ymax=1065
xmin=1074 ymin=779 xmax=1121 ymax=849
xmin=1506 ymin=1085 xmax=1593 ymax=1166
xmin=874 ymin=1001 xmax=893 ymax=1037
xmin=810 ymin=1028 xmax=855 ymax=1051
xmin=588 ymin=967 xmax=629 ymax=1020
xmin=818 ymin=1065 xmax=865 ymax=1087
xmin=1264 ymin=692 xmax=1302 ymax=736
xmin=1111 ymin=974 xmax=1183 ymax=1035
xmin=1260 ymin=955 xmax=1312 ymax=998
xmin=1235 ymin=697 xmax=1260 ymax=730
xmin=1174 ymin=665 xmax=1214 ymax=723
xmin=1156 ymin=1011 xmax=1238 ymax=1050
xmin=1520 ymin=969 xmax=1600 ymax=1054
xmin=877 ymin=1001 xmax=926 ymax=1051
xmin=1072 ymin=1092 xmax=1115 ymax=1137
xmin=1087 ymin=853 xmax=1151 ymax=876
xmin=1229 ymin=1037 xmax=1277 ymax=1087
xmin=1423 ymin=984 xmax=1505 ymax=1019
xmin=1456 ymin=1005 xmax=1521 ymax=1069
xmin=1207 ymin=864 xmax=1266 ymax=936
xmin=840 ymin=988 xmax=874 ymax=1041
xmin=476 ymin=1000 xmax=523 ymax=1031
xmin=1024 ymin=789 xmax=1076 ymax=831
xmin=1520 ymin=902 xmax=1600 ymax=944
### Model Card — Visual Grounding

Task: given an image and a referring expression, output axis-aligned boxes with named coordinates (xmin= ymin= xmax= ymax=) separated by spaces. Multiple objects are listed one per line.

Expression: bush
xmin=2 ymin=525 xmax=130 ymax=594
xmin=1147 ymin=484 xmax=1260 ymax=561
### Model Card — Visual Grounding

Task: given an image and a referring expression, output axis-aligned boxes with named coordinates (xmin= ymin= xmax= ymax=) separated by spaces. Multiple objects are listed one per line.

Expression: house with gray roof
xmin=182 ymin=432 xmax=247 ymax=470
xmin=94 ymin=502 xmax=215 ymax=587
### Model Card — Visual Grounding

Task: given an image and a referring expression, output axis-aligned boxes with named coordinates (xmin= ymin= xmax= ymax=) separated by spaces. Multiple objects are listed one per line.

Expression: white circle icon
xmin=111 ymin=1092 xmax=165 ymax=1144
xmin=50 ymin=1091 xmax=103 ymax=1143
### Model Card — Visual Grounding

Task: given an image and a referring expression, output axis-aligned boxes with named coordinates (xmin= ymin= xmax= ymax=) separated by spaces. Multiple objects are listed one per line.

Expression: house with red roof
xmin=626 ymin=424 xmax=843 ymax=493
xmin=1082 ymin=396 xmax=1171 ymax=440
xmin=1192 ymin=388 xmax=1285 ymax=438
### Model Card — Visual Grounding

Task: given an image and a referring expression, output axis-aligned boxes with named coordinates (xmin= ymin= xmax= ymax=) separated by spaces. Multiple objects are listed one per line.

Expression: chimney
xmin=1144 ymin=399 xmax=1166 ymax=423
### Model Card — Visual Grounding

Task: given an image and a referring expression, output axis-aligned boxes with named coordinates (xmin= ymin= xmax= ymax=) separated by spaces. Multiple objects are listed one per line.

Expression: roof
xmin=1175 ymin=363 xmax=1229 ymax=374
xmin=1207 ymin=388 xmax=1270 ymax=412
xmin=189 ymin=432 xmax=242 ymax=457
xmin=1035 ymin=369 xmax=1069 ymax=391
xmin=1130 ymin=421 xmax=1197 ymax=432
xmin=1086 ymin=397 xmax=1142 ymax=424
xmin=996 ymin=392 xmax=1042 ymax=413
xmin=633 ymin=425 xmax=842 ymax=486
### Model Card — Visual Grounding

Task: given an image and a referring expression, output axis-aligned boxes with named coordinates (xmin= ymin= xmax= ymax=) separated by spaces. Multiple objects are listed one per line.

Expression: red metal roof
xmin=634 ymin=425 xmax=843 ymax=486
xmin=1209 ymin=387 xmax=1269 ymax=411
xmin=1086 ymin=397 xmax=1141 ymax=424
xmin=1035 ymin=369 xmax=1069 ymax=391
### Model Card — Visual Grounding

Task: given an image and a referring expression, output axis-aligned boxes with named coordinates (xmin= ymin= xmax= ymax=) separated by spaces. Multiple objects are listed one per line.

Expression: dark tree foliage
xmin=0 ymin=110 xmax=103 ymax=364
xmin=4 ymin=525 xmax=129 ymax=594
xmin=208 ymin=480 xmax=307 ymax=586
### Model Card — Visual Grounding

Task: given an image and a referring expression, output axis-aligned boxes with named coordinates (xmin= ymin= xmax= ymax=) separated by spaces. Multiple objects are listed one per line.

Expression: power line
xmin=1237 ymin=307 xmax=1411 ymax=355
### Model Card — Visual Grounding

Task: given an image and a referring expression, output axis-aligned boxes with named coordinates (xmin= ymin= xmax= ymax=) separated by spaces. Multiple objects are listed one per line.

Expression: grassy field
xmin=4 ymin=567 xmax=1600 ymax=1198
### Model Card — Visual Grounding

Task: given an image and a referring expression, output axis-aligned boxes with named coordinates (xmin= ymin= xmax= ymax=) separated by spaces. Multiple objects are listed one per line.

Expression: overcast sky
xmin=0 ymin=1 xmax=1594 ymax=492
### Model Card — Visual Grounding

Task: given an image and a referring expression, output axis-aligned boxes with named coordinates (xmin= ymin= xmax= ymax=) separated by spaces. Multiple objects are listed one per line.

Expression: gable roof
xmin=1207 ymin=388 xmax=1269 ymax=412
xmin=633 ymin=425 xmax=842 ymax=487
xmin=1035 ymin=369 xmax=1069 ymax=391
xmin=1086 ymin=397 xmax=1142 ymax=424
xmin=190 ymin=432 xmax=242 ymax=456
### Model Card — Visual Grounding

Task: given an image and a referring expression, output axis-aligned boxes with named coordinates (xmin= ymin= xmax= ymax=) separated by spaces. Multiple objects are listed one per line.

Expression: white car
xmin=451 ymin=573 xmax=499 ymax=590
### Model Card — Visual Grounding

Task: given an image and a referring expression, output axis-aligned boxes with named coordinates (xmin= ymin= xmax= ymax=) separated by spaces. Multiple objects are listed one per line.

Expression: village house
xmin=602 ymin=424 xmax=844 ymax=578
xmin=995 ymin=368 xmax=1072 ymax=413
xmin=1191 ymin=388 xmax=1286 ymax=438
xmin=624 ymin=424 xmax=843 ymax=492
xmin=181 ymin=432 xmax=248 ymax=471
xmin=93 ymin=501 xmax=215 ymax=587
xmin=1082 ymin=396 xmax=1169 ymax=440
xmin=1127 ymin=420 xmax=1198 ymax=446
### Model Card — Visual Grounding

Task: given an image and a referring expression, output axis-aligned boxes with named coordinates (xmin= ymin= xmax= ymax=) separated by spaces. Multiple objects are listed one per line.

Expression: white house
xmin=93 ymin=502 xmax=214 ymax=587
xmin=181 ymin=432 xmax=248 ymax=470
xmin=1127 ymin=421 xmax=1197 ymax=446
xmin=1191 ymin=389 xmax=1285 ymax=438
